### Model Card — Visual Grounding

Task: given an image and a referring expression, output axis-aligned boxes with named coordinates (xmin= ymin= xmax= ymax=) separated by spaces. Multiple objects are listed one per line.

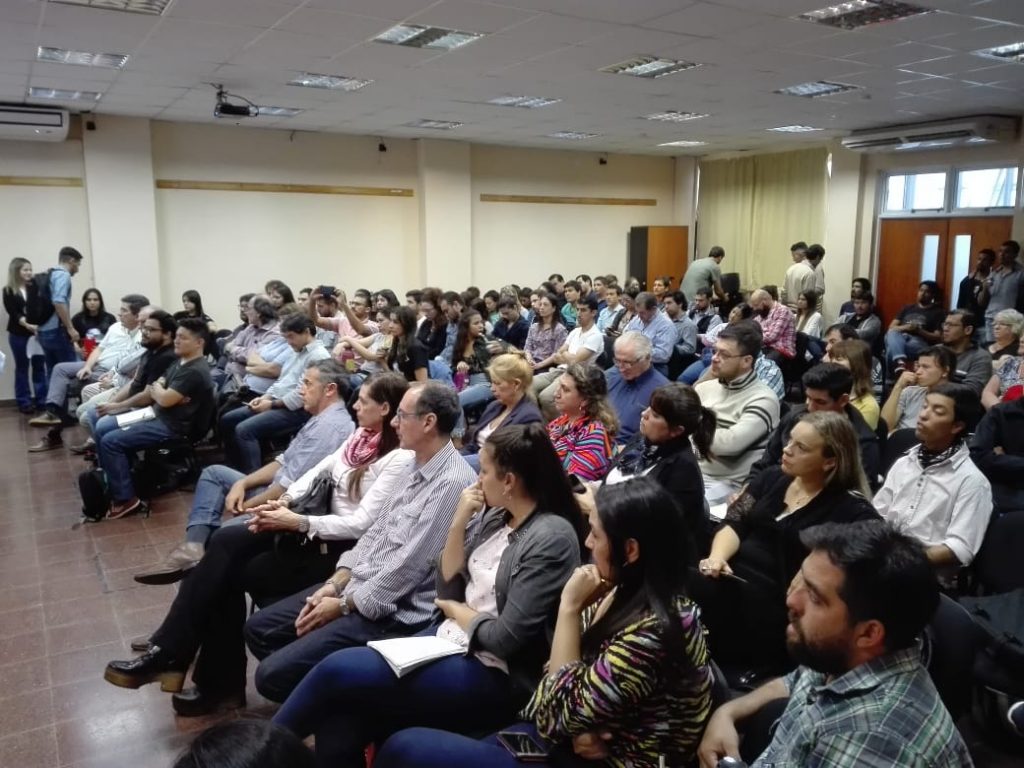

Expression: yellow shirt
xmin=851 ymin=393 xmax=880 ymax=430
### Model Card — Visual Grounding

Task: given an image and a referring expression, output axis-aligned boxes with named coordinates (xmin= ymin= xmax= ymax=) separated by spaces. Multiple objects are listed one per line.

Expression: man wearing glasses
xmin=694 ymin=321 xmax=780 ymax=504
xmin=605 ymin=331 xmax=669 ymax=449
xmin=939 ymin=309 xmax=990 ymax=396
xmin=243 ymin=382 xmax=476 ymax=702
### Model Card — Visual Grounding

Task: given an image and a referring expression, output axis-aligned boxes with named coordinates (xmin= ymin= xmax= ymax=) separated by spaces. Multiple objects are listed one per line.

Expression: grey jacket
xmin=436 ymin=507 xmax=580 ymax=703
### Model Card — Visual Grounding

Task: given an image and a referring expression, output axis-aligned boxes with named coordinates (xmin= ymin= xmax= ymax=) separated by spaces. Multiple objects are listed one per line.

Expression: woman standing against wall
xmin=3 ymin=258 xmax=47 ymax=413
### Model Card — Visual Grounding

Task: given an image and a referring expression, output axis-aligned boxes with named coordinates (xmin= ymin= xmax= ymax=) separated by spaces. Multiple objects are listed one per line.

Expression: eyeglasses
xmin=712 ymin=348 xmax=746 ymax=360
xmin=393 ymin=409 xmax=424 ymax=421
xmin=614 ymin=356 xmax=642 ymax=367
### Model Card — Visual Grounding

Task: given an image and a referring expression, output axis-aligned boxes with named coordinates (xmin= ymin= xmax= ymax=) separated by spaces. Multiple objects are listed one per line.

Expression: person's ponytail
xmin=691 ymin=406 xmax=717 ymax=461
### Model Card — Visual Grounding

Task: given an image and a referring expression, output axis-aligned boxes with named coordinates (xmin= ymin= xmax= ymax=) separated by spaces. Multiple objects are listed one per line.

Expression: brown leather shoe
xmin=28 ymin=430 xmax=63 ymax=453
xmin=68 ymin=438 xmax=96 ymax=455
xmin=28 ymin=411 xmax=61 ymax=427
xmin=133 ymin=542 xmax=205 ymax=585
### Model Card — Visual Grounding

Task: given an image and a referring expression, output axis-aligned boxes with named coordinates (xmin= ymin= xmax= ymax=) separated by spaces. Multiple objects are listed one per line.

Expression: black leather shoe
xmin=103 ymin=646 xmax=186 ymax=692
xmin=171 ymin=686 xmax=246 ymax=717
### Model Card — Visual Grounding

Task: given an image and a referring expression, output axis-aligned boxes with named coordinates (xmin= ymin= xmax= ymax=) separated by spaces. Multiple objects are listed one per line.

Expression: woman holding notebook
xmin=273 ymin=423 xmax=583 ymax=767
xmin=373 ymin=477 xmax=714 ymax=768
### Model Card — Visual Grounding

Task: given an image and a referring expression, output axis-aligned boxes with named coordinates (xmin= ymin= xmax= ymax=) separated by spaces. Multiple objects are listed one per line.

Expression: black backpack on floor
xmin=77 ymin=468 xmax=109 ymax=522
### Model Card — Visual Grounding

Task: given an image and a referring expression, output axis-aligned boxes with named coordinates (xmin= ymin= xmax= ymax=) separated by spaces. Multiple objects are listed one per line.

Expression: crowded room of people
xmin=1 ymin=1 xmax=1023 ymax=767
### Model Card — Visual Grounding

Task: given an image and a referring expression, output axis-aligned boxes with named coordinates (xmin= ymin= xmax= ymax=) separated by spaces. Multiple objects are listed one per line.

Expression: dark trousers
xmin=8 ymin=333 xmax=46 ymax=408
xmin=244 ymin=588 xmax=425 ymax=703
xmin=375 ymin=724 xmax=591 ymax=768
xmin=150 ymin=523 xmax=350 ymax=696
xmin=37 ymin=327 xmax=77 ymax=384
xmin=272 ymin=636 xmax=516 ymax=768
xmin=220 ymin=404 xmax=310 ymax=473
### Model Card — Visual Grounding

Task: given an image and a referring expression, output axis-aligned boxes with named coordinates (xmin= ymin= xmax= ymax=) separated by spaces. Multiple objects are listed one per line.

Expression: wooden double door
xmin=875 ymin=216 xmax=1013 ymax=324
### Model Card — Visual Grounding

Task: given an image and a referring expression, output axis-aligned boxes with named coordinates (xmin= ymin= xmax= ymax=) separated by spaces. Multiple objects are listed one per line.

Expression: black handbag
xmin=274 ymin=469 xmax=335 ymax=563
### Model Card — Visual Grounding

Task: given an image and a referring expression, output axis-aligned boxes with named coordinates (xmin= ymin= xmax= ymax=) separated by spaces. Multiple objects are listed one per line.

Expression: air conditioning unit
xmin=0 ymin=106 xmax=69 ymax=141
xmin=841 ymin=115 xmax=1018 ymax=153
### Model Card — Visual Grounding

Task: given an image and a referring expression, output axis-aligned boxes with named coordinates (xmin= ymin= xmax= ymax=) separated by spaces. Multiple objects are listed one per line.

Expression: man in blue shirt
xmin=605 ymin=331 xmax=669 ymax=449
xmin=623 ymin=292 xmax=677 ymax=375
xmin=37 ymin=246 xmax=83 ymax=379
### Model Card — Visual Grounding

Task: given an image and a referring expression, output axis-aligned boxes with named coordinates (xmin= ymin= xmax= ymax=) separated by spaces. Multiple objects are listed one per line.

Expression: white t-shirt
xmin=559 ymin=324 xmax=604 ymax=367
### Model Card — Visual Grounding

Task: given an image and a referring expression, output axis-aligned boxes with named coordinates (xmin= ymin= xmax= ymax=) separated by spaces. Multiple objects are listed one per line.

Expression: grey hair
xmin=615 ymin=331 xmax=653 ymax=359
xmin=994 ymin=308 xmax=1024 ymax=338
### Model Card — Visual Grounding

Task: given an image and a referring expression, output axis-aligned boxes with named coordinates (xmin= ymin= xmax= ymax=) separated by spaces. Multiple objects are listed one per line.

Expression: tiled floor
xmin=0 ymin=409 xmax=273 ymax=768
xmin=2 ymin=406 xmax=1021 ymax=766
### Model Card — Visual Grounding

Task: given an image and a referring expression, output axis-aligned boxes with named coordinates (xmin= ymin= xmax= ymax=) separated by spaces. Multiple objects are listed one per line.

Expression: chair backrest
xmin=973 ymin=513 xmax=1024 ymax=594
xmin=923 ymin=593 xmax=985 ymax=720
xmin=880 ymin=428 xmax=919 ymax=477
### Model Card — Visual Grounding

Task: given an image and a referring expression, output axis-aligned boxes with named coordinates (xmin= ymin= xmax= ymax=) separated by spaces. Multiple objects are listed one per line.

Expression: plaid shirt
xmin=756 ymin=302 xmax=796 ymax=359
xmin=753 ymin=647 xmax=973 ymax=767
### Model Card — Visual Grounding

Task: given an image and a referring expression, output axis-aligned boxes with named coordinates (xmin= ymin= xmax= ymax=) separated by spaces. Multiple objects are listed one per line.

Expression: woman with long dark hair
xmin=71 ymin=287 xmax=117 ymax=354
xmin=174 ymin=289 xmax=217 ymax=332
xmin=266 ymin=280 xmax=300 ymax=317
xmin=604 ymin=382 xmax=716 ymax=560
xmin=374 ymin=289 xmax=400 ymax=312
xmin=524 ymin=292 xmax=567 ymax=372
xmin=273 ymin=423 xmax=584 ymax=767
xmin=417 ymin=287 xmax=448 ymax=360
xmin=104 ymin=369 xmax=410 ymax=718
xmin=452 ymin=309 xmax=493 ymax=411
xmin=547 ymin=363 xmax=618 ymax=481
xmin=3 ymin=257 xmax=47 ymax=412
xmin=373 ymin=476 xmax=713 ymax=768
xmin=387 ymin=306 xmax=428 ymax=382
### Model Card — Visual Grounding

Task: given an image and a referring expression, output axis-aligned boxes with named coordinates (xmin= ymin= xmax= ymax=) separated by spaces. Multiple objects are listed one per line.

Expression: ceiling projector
xmin=213 ymin=87 xmax=257 ymax=119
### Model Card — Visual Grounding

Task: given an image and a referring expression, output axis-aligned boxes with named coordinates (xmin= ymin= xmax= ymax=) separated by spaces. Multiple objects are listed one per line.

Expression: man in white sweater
xmin=695 ymin=321 xmax=781 ymax=503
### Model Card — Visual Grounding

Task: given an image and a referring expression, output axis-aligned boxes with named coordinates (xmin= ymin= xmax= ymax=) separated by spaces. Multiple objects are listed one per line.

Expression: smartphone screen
xmin=497 ymin=732 xmax=548 ymax=760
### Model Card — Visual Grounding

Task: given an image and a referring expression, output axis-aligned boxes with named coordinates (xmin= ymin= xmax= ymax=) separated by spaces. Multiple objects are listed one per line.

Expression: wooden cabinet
xmin=628 ymin=226 xmax=689 ymax=292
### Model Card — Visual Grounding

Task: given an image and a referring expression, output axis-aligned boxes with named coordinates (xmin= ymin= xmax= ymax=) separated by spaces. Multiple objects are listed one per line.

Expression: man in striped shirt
xmin=698 ymin=520 xmax=971 ymax=768
xmin=244 ymin=382 xmax=477 ymax=702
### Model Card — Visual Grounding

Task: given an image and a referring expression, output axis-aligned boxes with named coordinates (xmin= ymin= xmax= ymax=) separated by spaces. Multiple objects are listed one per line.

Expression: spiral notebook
xmin=367 ymin=636 xmax=464 ymax=678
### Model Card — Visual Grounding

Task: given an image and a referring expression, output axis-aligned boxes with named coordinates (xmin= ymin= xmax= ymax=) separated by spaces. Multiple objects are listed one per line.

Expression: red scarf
xmin=343 ymin=427 xmax=382 ymax=469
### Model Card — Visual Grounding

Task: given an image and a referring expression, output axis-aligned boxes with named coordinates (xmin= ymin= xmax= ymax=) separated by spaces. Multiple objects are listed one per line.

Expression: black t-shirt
xmin=416 ymin=322 xmax=446 ymax=360
xmin=493 ymin=316 xmax=530 ymax=349
xmin=896 ymin=302 xmax=945 ymax=332
xmin=391 ymin=339 xmax=429 ymax=382
xmin=128 ymin=345 xmax=177 ymax=396
xmin=155 ymin=357 xmax=213 ymax=436
xmin=72 ymin=311 xmax=117 ymax=341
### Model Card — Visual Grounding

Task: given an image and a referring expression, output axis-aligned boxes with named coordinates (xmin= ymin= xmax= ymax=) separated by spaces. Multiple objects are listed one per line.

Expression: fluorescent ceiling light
xmin=406 ymin=119 xmax=463 ymax=130
xmin=288 ymin=73 xmax=373 ymax=91
xmin=796 ymin=1 xmax=932 ymax=30
xmin=643 ymin=111 xmax=709 ymax=122
xmin=659 ymin=140 xmax=708 ymax=147
xmin=547 ymin=131 xmax=598 ymax=140
xmin=37 ymin=46 xmax=129 ymax=69
xmin=776 ymin=80 xmax=861 ymax=98
xmin=374 ymin=24 xmax=483 ymax=51
xmin=258 ymin=106 xmax=303 ymax=117
xmin=767 ymin=125 xmax=824 ymax=133
xmin=601 ymin=56 xmax=702 ymax=79
xmin=28 ymin=86 xmax=101 ymax=101
xmin=974 ymin=41 xmax=1024 ymax=63
xmin=50 ymin=0 xmax=173 ymax=15
xmin=488 ymin=95 xmax=561 ymax=109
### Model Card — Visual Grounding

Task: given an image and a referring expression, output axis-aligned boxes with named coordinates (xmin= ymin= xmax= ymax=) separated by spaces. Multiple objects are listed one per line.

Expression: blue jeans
xmin=243 ymin=585 xmax=423 ymax=703
xmin=8 ymin=333 xmax=46 ymax=408
xmin=678 ymin=356 xmax=709 ymax=384
xmin=376 ymin=724 xmax=588 ymax=768
xmin=884 ymin=329 xmax=929 ymax=369
xmin=96 ymin=415 xmax=178 ymax=502
xmin=273 ymin=632 xmax=516 ymax=768
xmin=186 ymin=464 xmax=253 ymax=533
xmin=37 ymin=327 xmax=77 ymax=384
xmin=220 ymin=405 xmax=310 ymax=473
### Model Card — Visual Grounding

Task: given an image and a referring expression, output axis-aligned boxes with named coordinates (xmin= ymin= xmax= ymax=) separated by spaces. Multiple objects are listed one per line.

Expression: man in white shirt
xmin=781 ymin=242 xmax=815 ymax=312
xmin=531 ymin=295 xmax=604 ymax=419
xmin=874 ymin=383 xmax=992 ymax=574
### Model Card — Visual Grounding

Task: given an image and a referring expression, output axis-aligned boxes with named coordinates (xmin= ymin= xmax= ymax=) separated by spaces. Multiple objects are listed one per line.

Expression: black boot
xmin=103 ymin=645 xmax=186 ymax=692
xmin=171 ymin=686 xmax=246 ymax=717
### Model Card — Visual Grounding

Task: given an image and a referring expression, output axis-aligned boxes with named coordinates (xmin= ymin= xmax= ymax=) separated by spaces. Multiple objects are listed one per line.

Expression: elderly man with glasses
xmin=604 ymin=331 xmax=669 ymax=449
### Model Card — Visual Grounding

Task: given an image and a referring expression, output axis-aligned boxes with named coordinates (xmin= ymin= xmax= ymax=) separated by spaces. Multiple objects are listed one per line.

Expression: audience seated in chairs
xmin=596 ymin=282 xmax=624 ymax=332
xmin=546 ymin=363 xmax=618 ymax=482
xmin=604 ymin=331 xmax=669 ymax=448
xmin=693 ymin=321 xmax=781 ymax=503
xmin=173 ymin=289 xmax=217 ymax=333
xmin=240 ymin=383 xmax=476 ymax=703
xmin=103 ymin=371 xmax=408 ymax=717
xmin=663 ymin=290 xmax=699 ymax=378
xmin=220 ymin=313 xmax=329 ymax=473
xmin=70 ymin=286 xmax=117 ymax=356
xmin=373 ymin=477 xmax=714 ymax=768
xmin=272 ymin=423 xmax=584 ymax=767
xmin=692 ymin=411 xmax=878 ymax=677
xmin=490 ymin=296 xmax=529 ymax=350
xmin=93 ymin=317 xmax=214 ymax=520
xmin=679 ymin=303 xmax=753 ymax=385
xmin=622 ymin=291 xmax=676 ymax=375
xmin=829 ymin=338 xmax=880 ymax=431
xmin=880 ymin=345 xmax=954 ymax=433
xmin=748 ymin=363 xmax=880 ymax=488
xmin=522 ymin=291 xmax=569 ymax=375
xmin=982 ymin=333 xmax=1024 ymax=410
xmin=225 ymin=295 xmax=287 ymax=401
xmin=987 ymin=308 xmax=1023 ymax=362
xmin=884 ymin=280 xmax=945 ymax=375
xmin=698 ymin=520 xmax=971 ymax=768
xmin=132 ymin=360 xmax=359 ymax=586
xmin=437 ymin=291 xmax=464 ymax=365
xmin=971 ymin=397 xmax=1024 ymax=515
xmin=749 ymin=288 xmax=796 ymax=367
xmin=451 ymin=307 xmax=494 ymax=414
xmin=603 ymin=382 xmax=715 ymax=561
xmin=460 ymin=353 xmax=543 ymax=471
xmin=838 ymin=290 xmax=882 ymax=350
xmin=386 ymin=306 xmax=430 ymax=383
xmin=941 ymin=308 xmax=992 ymax=396
xmin=874 ymin=383 xmax=992 ymax=576
xmin=530 ymin=295 xmax=603 ymax=419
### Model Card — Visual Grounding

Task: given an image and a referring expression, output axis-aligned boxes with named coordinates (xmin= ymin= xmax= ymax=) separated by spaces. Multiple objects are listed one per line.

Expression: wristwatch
xmin=297 ymin=515 xmax=310 ymax=534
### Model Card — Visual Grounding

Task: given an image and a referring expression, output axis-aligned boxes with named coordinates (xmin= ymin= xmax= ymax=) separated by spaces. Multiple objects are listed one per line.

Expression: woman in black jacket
xmin=3 ymin=258 xmax=46 ymax=413
xmin=603 ymin=382 xmax=716 ymax=562
xmin=691 ymin=411 xmax=879 ymax=674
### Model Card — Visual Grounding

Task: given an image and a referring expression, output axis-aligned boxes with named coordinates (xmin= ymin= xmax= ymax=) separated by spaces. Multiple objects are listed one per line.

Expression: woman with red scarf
xmin=103 ymin=373 xmax=411 ymax=718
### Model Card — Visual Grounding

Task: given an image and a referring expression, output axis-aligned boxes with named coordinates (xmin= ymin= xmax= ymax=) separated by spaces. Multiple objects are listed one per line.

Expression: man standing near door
xmin=36 ymin=246 xmax=83 ymax=380
xmin=983 ymin=240 xmax=1024 ymax=343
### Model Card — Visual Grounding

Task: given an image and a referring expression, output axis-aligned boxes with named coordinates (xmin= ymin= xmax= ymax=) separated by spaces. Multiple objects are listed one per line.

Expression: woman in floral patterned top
xmin=525 ymin=293 xmax=568 ymax=372
xmin=375 ymin=476 xmax=714 ymax=768
xmin=547 ymin=363 xmax=619 ymax=482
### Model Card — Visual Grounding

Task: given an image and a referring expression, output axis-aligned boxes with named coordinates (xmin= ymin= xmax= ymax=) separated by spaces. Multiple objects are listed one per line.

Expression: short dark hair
xmin=415 ymin=382 xmax=461 ymax=435
xmin=176 ymin=317 xmax=208 ymax=341
xmin=497 ymin=297 xmax=520 ymax=311
xmin=806 ymin=243 xmax=825 ymax=260
xmin=947 ymin=308 xmax=976 ymax=332
xmin=800 ymin=520 xmax=939 ymax=653
xmin=855 ymin=292 xmax=874 ymax=304
xmin=930 ymin=382 xmax=981 ymax=433
xmin=58 ymin=246 xmax=83 ymax=263
xmin=635 ymin=292 xmax=658 ymax=311
xmin=441 ymin=291 xmax=462 ymax=306
xmin=694 ymin=287 xmax=712 ymax=299
xmin=852 ymin=277 xmax=871 ymax=292
xmin=666 ymin=290 xmax=688 ymax=310
xmin=576 ymin=295 xmax=599 ymax=313
xmin=918 ymin=345 xmax=956 ymax=374
xmin=576 ymin=274 xmax=592 ymax=284
xmin=307 ymin=359 xmax=351 ymax=400
xmin=239 ymin=292 xmax=255 ymax=305
xmin=147 ymin=309 xmax=177 ymax=335
xmin=405 ymin=289 xmax=423 ymax=303
xmin=717 ymin=320 xmax=761 ymax=358
xmin=548 ymin=273 xmax=564 ymax=282
xmin=280 ymin=313 xmax=315 ymax=336
xmin=173 ymin=719 xmax=314 ymax=768
xmin=802 ymin=363 xmax=853 ymax=401
xmin=790 ymin=241 xmax=808 ymax=252
xmin=825 ymin=323 xmax=858 ymax=341
xmin=708 ymin=246 xmax=725 ymax=259
xmin=919 ymin=280 xmax=940 ymax=295
xmin=120 ymin=294 xmax=149 ymax=315
xmin=252 ymin=296 xmax=277 ymax=323
xmin=564 ymin=280 xmax=581 ymax=292
xmin=979 ymin=248 xmax=996 ymax=259
xmin=1003 ymin=240 xmax=1021 ymax=257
